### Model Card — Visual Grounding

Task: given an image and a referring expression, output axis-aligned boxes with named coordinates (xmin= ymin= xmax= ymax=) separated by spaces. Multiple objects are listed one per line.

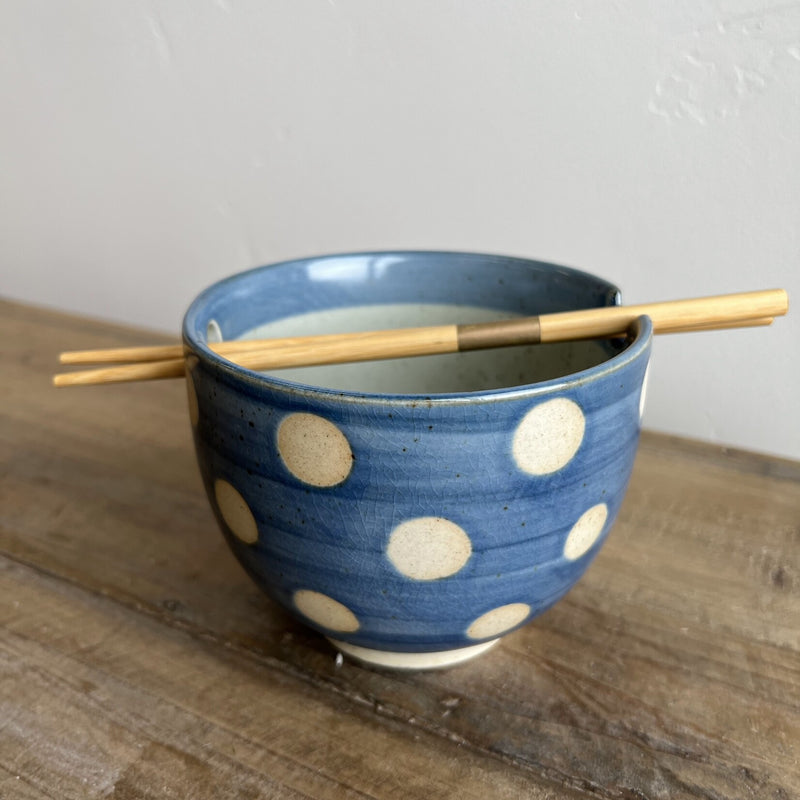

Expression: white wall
xmin=2 ymin=1 xmax=798 ymax=460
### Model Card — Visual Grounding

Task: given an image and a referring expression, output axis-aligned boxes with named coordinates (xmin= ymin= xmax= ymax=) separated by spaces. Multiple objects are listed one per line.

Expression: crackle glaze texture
xmin=183 ymin=252 xmax=652 ymax=666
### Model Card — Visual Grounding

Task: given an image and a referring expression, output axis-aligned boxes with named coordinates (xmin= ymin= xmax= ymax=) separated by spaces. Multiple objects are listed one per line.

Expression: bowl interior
xmin=185 ymin=252 xmax=625 ymax=396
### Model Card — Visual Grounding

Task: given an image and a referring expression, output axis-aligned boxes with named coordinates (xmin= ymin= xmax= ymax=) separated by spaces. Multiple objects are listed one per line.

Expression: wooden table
xmin=2 ymin=299 xmax=798 ymax=799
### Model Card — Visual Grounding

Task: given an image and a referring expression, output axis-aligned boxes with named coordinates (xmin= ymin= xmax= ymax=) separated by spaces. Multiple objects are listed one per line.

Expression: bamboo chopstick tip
xmin=767 ymin=288 xmax=789 ymax=314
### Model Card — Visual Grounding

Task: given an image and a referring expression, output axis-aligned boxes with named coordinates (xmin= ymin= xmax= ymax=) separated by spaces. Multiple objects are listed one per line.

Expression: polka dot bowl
xmin=183 ymin=252 xmax=652 ymax=670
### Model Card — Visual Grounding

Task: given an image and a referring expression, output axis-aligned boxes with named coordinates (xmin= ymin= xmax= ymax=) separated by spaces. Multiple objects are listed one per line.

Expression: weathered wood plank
xmin=1 ymin=558 xmax=565 ymax=800
xmin=2 ymin=298 xmax=799 ymax=798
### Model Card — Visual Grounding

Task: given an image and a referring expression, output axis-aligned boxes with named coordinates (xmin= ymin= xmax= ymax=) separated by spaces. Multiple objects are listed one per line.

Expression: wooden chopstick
xmin=53 ymin=289 xmax=788 ymax=387
xmin=51 ymin=316 xmax=776 ymax=388
xmin=658 ymin=316 xmax=773 ymax=333
xmin=56 ymin=289 xmax=787 ymax=367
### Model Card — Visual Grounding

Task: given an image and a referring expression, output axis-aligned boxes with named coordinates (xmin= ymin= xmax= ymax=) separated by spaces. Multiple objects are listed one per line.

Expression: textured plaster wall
xmin=1 ymin=1 xmax=798 ymax=459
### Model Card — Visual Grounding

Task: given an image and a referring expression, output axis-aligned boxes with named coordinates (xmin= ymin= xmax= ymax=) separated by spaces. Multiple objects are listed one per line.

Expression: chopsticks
xmin=53 ymin=289 xmax=789 ymax=387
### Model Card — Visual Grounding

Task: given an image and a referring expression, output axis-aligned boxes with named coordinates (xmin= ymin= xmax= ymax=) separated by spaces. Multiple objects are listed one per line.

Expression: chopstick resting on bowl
xmin=53 ymin=288 xmax=789 ymax=387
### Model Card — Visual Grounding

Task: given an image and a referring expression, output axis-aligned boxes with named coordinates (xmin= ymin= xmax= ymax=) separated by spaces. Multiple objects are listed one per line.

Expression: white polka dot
xmin=467 ymin=603 xmax=531 ymax=640
xmin=512 ymin=398 xmax=585 ymax=476
xmin=214 ymin=479 xmax=259 ymax=544
xmin=563 ymin=503 xmax=608 ymax=560
xmin=387 ymin=517 xmax=472 ymax=580
xmin=277 ymin=413 xmax=353 ymax=487
xmin=639 ymin=362 xmax=651 ymax=421
xmin=185 ymin=365 xmax=199 ymax=427
xmin=294 ymin=590 xmax=360 ymax=633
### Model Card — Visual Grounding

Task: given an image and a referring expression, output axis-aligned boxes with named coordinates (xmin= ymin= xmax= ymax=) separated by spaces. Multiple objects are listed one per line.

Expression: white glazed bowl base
xmin=328 ymin=637 xmax=500 ymax=670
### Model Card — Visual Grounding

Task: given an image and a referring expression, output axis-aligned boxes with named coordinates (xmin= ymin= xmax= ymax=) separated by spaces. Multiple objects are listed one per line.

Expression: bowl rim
xmin=182 ymin=250 xmax=653 ymax=406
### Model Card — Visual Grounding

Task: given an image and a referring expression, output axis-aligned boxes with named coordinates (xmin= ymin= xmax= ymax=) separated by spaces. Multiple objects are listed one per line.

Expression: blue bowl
xmin=183 ymin=251 xmax=652 ymax=669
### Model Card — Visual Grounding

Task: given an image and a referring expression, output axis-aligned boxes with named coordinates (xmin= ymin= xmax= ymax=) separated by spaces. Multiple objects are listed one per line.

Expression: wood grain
xmin=2 ymin=299 xmax=799 ymax=799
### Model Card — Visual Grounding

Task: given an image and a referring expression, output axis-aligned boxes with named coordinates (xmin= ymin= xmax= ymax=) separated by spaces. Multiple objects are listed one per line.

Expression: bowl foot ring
xmin=327 ymin=637 xmax=500 ymax=670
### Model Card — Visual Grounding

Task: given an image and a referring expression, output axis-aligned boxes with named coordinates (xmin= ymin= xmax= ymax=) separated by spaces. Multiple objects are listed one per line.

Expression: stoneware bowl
xmin=183 ymin=251 xmax=652 ymax=669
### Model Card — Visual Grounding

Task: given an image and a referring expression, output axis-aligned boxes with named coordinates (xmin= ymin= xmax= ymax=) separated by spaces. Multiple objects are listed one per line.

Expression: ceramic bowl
xmin=183 ymin=251 xmax=652 ymax=669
